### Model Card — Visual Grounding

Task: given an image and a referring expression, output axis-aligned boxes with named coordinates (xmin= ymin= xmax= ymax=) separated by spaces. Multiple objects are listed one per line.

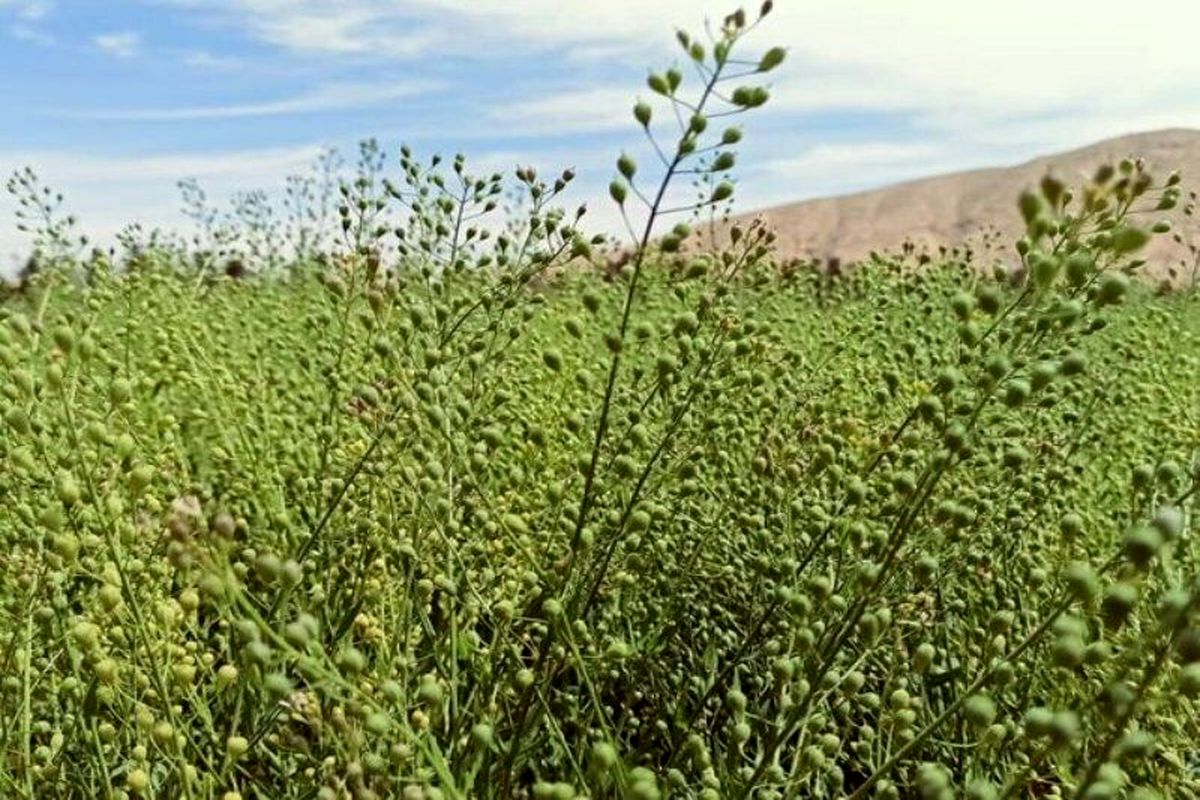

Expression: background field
xmin=1 ymin=6 xmax=1199 ymax=800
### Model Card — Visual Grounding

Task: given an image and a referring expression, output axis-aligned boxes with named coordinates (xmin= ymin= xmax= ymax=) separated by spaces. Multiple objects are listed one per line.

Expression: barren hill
xmin=738 ymin=129 xmax=1200 ymax=280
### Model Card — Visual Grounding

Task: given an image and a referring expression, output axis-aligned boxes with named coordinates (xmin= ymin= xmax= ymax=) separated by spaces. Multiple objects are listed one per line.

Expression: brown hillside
xmin=736 ymin=129 xmax=1200 ymax=281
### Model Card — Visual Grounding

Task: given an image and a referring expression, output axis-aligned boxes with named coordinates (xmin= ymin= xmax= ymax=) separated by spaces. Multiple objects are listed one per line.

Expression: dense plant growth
xmin=3 ymin=5 xmax=1200 ymax=799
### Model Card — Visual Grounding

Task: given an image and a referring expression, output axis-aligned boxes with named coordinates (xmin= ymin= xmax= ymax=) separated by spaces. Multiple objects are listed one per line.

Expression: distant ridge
xmin=737 ymin=129 xmax=1200 ymax=280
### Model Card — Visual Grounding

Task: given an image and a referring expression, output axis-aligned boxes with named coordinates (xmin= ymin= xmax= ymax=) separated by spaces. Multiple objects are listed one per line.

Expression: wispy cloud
xmin=177 ymin=1 xmax=1200 ymax=147
xmin=5 ymin=143 xmax=324 ymax=183
xmin=5 ymin=0 xmax=1200 ymax=273
xmin=752 ymin=141 xmax=949 ymax=202
xmin=48 ymin=80 xmax=435 ymax=121
xmin=179 ymin=48 xmax=244 ymax=70
xmin=9 ymin=22 xmax=52 ymax=44
xmin=0 ymin=0 xmax=52 ymax=19
xmin=3 ymin=0 xmax=53 ymax=42
xmin=488 ymin=87 xmax=632 ymax=137
xmin=162 ymin=0 xmax=440 ymax=56
xmin=93 ymin=30 xmax=141 ymax=58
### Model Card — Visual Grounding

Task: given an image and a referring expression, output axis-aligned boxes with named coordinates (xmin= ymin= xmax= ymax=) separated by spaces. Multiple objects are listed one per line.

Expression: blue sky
xmin=2 ymin=0 xmax=1199 ymax=268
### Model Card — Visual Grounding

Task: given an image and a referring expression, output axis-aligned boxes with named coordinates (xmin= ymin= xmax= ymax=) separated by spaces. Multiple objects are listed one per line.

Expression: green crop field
xmin=2 ymin=5 xmax=1200 ymax=800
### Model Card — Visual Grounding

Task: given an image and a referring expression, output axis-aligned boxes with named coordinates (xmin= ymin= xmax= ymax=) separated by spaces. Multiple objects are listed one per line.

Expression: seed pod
xmin=128 ymin=464 xmax=154 ymax=493
xmin=1030 ymin=360 xmax=1058 ymax=391
xmin=1060 ymin=350 xmax=1087 ymax=376
xmin=52 ymin=325 xmax=75 ymax=353
xmin=590 ymin=740 xmax=619 ymax=770
xmin=634 ymin=101 xmax=652 ymax=127
xmin=72 ymin=621 xmax=101 ymax=650
xmin=1083 ymin=641 xmax=1111 ymax=666
xmin=1030 ymin=253 xmax=1061 ymax=288
xmin=711 ymin=182 xmax=734 ymax=203
xmin=960 ymin=695 xmax=998 ymax=729
xmin=1151 ymin=506 xmax=1183 ymax=541
xmin=1051 ymin=635 xmax=1085 ymax=669
xmin=1024 ymin=706 xmax=1053 ymax=737
xmin=39 ymin=504 xmax=65 ymax=532
xmin=617 ymin=153 xmax=637 ymax=180
xmin=5 ymin=407 xmax=30 ymax=435
xmin=57 ymin=473 xmax=81 ymax=506
xmin=365 ymin=712 xmax=391 ymax=735
xmin=712 ymin=152 xmax=736 ymax=172
xmin=338 ymin=646 xmax=367 ymax=674
xmin=1096 ymin=273 xmax=1130 ymax=306
xmin=914 ymin=642 xmax=936 ymax=673
xmin=1114 ymin=730 xmax=1155 ymax=762
xmin=1101 ymin=582 xmax=1138 ymax=628
xmin=417 ymin=675 xmax=443 ymax=706
xmin=1122 ymin=524 xmax=1163 ymax=569
xmin=731 ymin=87 xmax=756 ymax=107
xmin=255 ymin=552 xmax=283 ymax=581
xmin=1179 ymin=663 xmax=1200 ymax=696
xmin=1003 ymin=380 xmax=1030 ymax=407
xmin=966 ymin=779 xmax=999 ymax=800
xmin=1176 ymin=628 xmax=1200 ymax=664
xmin=263 ymin=672 xmax=291 ymax=697
xmin=1040 ymin=173 xmax=1065 ymax=205
xmin=227 ymin=736 xmax=250 ymax=758
xmin=1111 ymin=225 xmax=1149 ymax=255
xmin=1064 ymin=251 xmax=1094 ymax=285
xmin=1018 ymin=191 xmax=1043 ymax=226
xmin=609 ymin=180 xmax=628 ymax=205
xmin=126 ymin=769 xmax=150 ymax=794
xmin=758 ymin=46 xmax=786 ymax=72
xmin=1064 ymin=562 xmax=1099 ymax=602
xmin=1047 ymin=711 xmax=1080 ymax=747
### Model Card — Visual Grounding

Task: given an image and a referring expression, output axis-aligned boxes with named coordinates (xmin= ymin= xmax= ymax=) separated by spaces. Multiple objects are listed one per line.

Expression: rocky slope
xmin=737 ymin=129 xmax=1200 ymax=281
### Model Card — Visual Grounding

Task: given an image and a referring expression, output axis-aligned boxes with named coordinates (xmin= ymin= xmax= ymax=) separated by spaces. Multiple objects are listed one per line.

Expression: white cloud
xmin=9 ymin=22 xmax=52 ymax=44
xmin=451 ymin=0 xmax=1200 ymax=222
xmin=179 ymin=49 xmax=245 ymax=70
xmin=51 ymin=80 xmax=436 ymax=121
xmin=3 ymin=0 xmax=52 ymax=42
xmin=744 ymin=140 xmax=982 ymax=209
xmin=424 ymin=0 xmax=1199 ymax=110
xmin=182 ymin=0 xmax=1197 ymax=87
xmin=489 ymin=87 xmax=633 ymax=136
xmin=93 ymin=30 xmax=141 ymax=58
xmin=768 ymin=141 xmax=942 ymax=175
xmin=0 ymin=0 xmax=51 ymax=19
xmin=8 ymin=0 xmax=1200 ymax=272
xmin=179 ymin=1 xmax=1200 ymax=146
xmin=162 ymin=0 xmax=439 ymax=56
xmin=6 ymin=143 xmax=324 ymax=184
xmin=12 ymin=0 xmax=50 ymax=19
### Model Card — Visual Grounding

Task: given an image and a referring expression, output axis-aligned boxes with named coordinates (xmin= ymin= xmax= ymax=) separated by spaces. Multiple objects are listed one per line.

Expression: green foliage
xmin=1 ymin=4 xmax=1199 ymax=799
